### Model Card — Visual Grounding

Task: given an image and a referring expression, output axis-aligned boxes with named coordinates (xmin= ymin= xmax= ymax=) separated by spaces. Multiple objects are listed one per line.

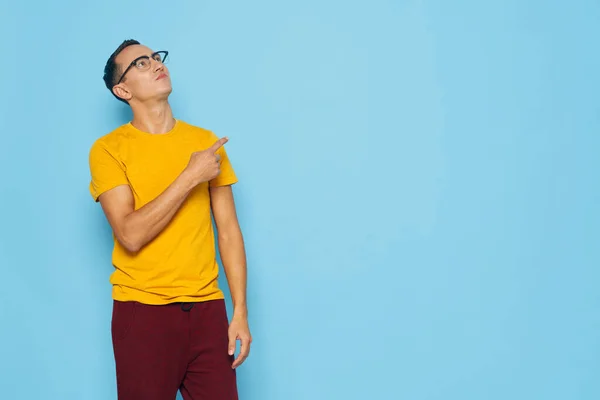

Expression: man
xmin=88 ymin=39 xmax=251 ymax=399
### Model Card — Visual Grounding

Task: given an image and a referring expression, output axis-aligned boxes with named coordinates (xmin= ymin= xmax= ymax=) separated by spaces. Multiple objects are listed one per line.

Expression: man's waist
xmin=111 ymin=283 xmax=225 ymax=305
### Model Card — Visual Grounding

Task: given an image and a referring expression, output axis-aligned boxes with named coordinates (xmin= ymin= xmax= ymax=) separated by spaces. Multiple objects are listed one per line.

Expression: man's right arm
xmin=98 ymin=171 xmax=194 ymax=253
xmin=97 ymin=137 xmax=228 ymax=253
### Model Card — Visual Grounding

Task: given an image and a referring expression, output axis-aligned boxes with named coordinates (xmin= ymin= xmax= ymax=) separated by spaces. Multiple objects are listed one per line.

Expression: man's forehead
xmin=117 ymin=45 xmax=155 ymax=65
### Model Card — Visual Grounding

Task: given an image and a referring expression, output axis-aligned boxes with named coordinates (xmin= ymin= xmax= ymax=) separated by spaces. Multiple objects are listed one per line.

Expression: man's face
xmin=113 ymin=44 xmax=172 ymax=103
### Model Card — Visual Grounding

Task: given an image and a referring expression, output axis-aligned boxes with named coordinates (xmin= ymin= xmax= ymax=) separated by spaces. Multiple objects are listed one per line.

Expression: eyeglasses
xmin=115 ymin=50 xmax=169 ymax=85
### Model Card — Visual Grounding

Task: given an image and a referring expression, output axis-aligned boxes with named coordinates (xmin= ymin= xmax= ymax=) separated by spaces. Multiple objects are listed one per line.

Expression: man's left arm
xmin=210 ymin=185 xmax=252 ymax=369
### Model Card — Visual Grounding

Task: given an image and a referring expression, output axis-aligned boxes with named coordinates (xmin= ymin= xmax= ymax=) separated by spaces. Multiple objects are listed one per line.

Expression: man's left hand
xmin=228 ymin=313 xmax=252 ymax=369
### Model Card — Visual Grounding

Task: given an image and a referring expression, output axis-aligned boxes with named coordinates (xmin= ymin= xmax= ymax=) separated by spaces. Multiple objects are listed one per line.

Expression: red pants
xmin=111 ymin=299 xmax=238 ymax=400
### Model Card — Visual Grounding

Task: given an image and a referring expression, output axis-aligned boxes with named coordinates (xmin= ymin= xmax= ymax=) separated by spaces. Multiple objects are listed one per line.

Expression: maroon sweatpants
xmin=111 ymin=299 xmax=238 ymax=400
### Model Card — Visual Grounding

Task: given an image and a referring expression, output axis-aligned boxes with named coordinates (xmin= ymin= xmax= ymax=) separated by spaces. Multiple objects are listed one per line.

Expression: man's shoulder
xmin=89 ymin=124 xmax=131 ymax=155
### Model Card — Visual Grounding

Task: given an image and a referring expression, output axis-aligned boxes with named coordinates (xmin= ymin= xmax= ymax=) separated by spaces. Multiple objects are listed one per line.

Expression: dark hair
xmin=103 ymin=39 xmax=140 ymax=103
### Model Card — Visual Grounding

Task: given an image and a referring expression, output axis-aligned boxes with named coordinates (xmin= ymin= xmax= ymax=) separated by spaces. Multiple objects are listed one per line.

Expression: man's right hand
xmin=185 ymin=137 xmax=229 ymax=186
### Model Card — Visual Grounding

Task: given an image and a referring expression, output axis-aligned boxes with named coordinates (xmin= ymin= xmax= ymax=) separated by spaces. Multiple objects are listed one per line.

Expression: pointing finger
xmin=208 ymin=137 xmax=228 ymax=152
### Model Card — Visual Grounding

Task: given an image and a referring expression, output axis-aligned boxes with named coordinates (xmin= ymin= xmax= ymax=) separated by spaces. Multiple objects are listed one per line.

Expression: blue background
xmin=1 ymin=1 xmax=599 ymax=399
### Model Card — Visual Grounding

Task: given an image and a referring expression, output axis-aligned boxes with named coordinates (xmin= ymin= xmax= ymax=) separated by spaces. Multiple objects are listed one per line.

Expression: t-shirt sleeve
xmin=209 ymin=134 xmax=238 ymax=188
xmin=88 ymin=140 xmax=130 ymax=202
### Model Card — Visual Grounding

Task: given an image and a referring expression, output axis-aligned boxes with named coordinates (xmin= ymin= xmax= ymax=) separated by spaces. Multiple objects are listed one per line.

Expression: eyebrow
xmin=126 ymin=51 xmax=157 ymax=64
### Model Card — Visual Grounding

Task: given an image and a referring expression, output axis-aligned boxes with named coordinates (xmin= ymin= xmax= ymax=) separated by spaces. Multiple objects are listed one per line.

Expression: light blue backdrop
xmin=1 ymin=1 xmax=598 ymax=399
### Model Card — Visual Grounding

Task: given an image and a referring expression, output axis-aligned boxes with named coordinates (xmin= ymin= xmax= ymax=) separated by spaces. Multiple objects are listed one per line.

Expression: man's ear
xmin=113 ymin=84 xmax=132 ymax=102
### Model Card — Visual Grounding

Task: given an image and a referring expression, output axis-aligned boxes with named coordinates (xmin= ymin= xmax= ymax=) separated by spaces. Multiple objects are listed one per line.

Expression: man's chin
xmin=137 ymin=88 xmax=173 ymax=103
xmin=154 ymin=87 xmax=173 ymax=101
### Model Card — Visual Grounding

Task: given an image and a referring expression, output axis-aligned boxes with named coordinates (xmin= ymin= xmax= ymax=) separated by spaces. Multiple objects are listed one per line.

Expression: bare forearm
xmin=123 ymin=171 xmax=195 ymax=252
xmin=218 ymin=231 xmax=248 ymax=315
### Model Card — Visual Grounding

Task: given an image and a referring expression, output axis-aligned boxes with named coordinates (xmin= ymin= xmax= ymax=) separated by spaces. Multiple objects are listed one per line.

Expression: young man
xmin=88 ymin=39 xmax=251 ymax=399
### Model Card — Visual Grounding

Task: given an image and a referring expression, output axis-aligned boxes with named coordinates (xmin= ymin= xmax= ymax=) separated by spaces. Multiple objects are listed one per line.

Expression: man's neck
xmin=130 ymin=100 xmax=176 ymax=134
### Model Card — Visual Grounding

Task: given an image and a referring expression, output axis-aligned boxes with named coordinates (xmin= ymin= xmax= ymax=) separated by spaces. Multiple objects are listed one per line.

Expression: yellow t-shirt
xmin=88 ymin=119 xmax=237 ymax=305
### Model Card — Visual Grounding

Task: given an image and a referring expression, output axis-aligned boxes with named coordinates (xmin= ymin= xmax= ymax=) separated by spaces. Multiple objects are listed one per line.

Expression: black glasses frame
xmin=115 ymin=50 xmax=169 ymax=85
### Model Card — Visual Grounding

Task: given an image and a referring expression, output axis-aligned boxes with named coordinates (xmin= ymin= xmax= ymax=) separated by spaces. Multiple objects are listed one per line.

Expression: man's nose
xmin=153 ymin=60 xmax=164 ymax=73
